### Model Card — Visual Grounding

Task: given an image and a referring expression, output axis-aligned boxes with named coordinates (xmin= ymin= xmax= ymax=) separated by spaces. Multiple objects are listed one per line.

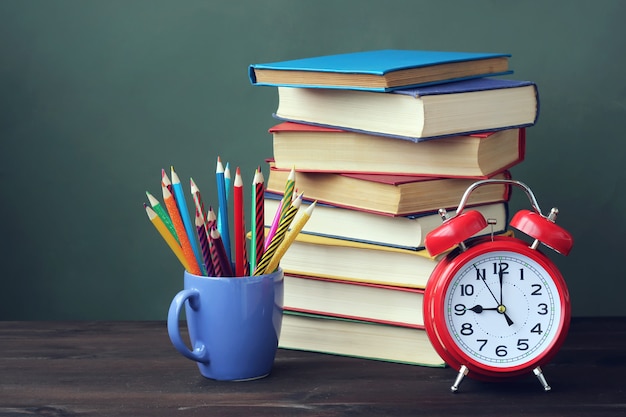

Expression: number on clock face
xmin=445 ymin=251 xmax=562 ymax=368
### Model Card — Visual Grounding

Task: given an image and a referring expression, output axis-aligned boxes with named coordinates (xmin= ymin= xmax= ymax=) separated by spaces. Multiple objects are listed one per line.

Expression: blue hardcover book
xmin=249 ymin=49 xmax=512 ymax=92
xmin=273 ymin=78 xmax=539 ymax=142
xmin=264 ymin=192 xmax=509 ymax=251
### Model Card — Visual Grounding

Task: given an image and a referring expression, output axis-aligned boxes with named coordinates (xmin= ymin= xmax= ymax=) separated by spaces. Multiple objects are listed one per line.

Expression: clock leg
xmin=533 ymin=366 xmax=551 ymax=391
xmin=451 ymin=365 xmax=469 ymax=392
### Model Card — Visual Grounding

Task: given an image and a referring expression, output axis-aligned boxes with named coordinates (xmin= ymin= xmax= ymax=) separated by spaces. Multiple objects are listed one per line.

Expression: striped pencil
xmin=161 ymin=168 xmax=172 ymax=195
xmin=189 ymin=178 xmax=205 ymax=218
xmin=144 ymin=205 xmax=191 ymax=271
xmin=254 ymin=193 xmax=302 ymax=276
xmin=215 ymin=157 xmax=232 ymax=264
xmin=171 ymin=166 xmax=206 ymax=276
xmin=264 ymin=201 xmax=316 ymax=274
xmin=250 ymin=168 xmax=265 ymax=272
xmin=279 ymin=166 xmax=296 ymax=221
xmin=195 ymin=209 xmax=213 ymax=276
xmin=146 ymin=191 xmax=178 ymax=244
xmin=209 ymin=226 xmax=234 ymax=277
xmin=206 ymin=206 xmax=217 ymax=231
xmin=162 ymin=185 xmax=201 ymax=276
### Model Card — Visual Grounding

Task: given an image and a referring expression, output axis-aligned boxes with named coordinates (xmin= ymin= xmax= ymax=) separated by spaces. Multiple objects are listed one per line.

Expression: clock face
xmin=443 ymin=249 xmax=563 ymax=370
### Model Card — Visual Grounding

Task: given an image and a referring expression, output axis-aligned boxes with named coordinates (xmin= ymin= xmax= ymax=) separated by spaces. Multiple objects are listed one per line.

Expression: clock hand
xmin=497 ymin=264 xmax=515 ymax=326
xmin=498 ymin=264 xmax=504 ymax=305
xmin=473 ymin=264 xmax=499 ymax=305
xmin=471 ymin=264 xmax=515 ymax=326
xmin=468 ymin=305 xmax=498 ymax=313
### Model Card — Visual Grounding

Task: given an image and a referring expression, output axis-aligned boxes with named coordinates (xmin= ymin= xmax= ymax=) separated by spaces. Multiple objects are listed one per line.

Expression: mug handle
xmin=167 ymin=289 xmax=209 ymax=363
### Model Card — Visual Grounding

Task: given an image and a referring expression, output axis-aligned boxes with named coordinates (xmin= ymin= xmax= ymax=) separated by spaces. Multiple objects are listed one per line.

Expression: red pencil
xmin=233 ymin=167 xmax=247 ymax=276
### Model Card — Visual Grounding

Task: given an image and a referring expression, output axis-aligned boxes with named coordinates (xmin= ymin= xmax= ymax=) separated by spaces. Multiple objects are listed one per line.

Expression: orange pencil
xmin=162 ymin=185 xmax=201 ymax=275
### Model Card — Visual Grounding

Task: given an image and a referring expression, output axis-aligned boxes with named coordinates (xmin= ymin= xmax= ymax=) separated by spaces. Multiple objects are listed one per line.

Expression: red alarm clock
xmin=424 ymin=179 xmax=573 ymax=392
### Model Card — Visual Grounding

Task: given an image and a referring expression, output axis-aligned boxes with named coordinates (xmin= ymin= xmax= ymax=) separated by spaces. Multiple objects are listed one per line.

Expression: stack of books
xmin=249 ymin=49 xmax=539 ymax=367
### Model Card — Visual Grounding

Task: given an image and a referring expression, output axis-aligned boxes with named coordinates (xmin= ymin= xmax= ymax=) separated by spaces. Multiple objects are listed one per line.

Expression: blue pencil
xmin=217 ymin=162 xmax=232 ymax=235
xmin=215 ymin=157 xmax=232 ymax=264
xmin=171 ymin=166 xmax=207 ymax=276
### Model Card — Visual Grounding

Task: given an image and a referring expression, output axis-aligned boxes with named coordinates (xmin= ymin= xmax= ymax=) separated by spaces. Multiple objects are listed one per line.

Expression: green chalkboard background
xmin=1 ymin=0 xmax=625 ymax=320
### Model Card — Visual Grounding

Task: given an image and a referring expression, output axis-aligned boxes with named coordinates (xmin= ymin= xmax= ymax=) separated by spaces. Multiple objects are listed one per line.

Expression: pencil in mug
xmin=263 ymin=201 xmax=316 ymax=275
xmin=161 ymin=168 xmax=172 ymax=195
xmin=146 ymin=191 xmax=178 ymax=244
xmin=279 ymin=166 xmax=296 ymax=221
xmin=144 ymin=204 xmax=191 ymax=271
xmin=250 ymin=168 xmax=265 ymax=272
xmin=254 ymin=192 xmax=302 ymax=276
xmin=189 ymin=178 xmax=206 ymax=218
xmin=171 ymin=166 xmax=206 ymax=276
xmin=162 ymin=185 xmax=202 ymax=275
xmin=215 ymin=157 xmax=232 ymax=264
xmin=209 ymin=226 xmax=234 ymax=277
xmin=233 ymin=167 xmax=249 ymax=277
xmin=195 ymin=209 xmax=213 ymax=276
xmin=265 ymin=198 xmax=283 ymax=250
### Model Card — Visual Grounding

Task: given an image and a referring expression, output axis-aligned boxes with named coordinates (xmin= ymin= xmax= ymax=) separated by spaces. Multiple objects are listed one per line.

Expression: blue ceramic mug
xmin=167 ymin=268 xmax=284 ymax=381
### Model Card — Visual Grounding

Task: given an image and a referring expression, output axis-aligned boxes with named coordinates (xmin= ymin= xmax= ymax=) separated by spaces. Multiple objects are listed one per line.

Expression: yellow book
xmin=278 ymin=231 xmax=440 ymax=289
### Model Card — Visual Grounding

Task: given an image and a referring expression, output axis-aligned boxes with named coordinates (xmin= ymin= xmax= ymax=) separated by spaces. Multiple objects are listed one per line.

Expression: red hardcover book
xmin=270 ymin=122 xmax=525 ymax=178
xmin=266 ymin=163 xmax=511 ymax=216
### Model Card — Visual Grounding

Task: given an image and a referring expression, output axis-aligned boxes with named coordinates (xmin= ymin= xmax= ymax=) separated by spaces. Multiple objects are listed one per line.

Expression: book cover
xmin=274 ymin=78 xmax=539 ymax=141
xmin=280 ymin=311 xmax=445 ymax=367
xmin=249 ymin=49 xmax=512 ymax=92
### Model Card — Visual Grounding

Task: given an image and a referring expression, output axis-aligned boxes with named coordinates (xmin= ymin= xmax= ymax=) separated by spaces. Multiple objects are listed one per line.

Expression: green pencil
xmin=146 ymin=191 xmax=179 ymax=244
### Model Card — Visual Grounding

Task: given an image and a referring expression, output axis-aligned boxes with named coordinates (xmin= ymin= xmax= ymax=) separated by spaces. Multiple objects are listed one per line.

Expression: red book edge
xmin=283 ymin=273 xmax=425 ymax=330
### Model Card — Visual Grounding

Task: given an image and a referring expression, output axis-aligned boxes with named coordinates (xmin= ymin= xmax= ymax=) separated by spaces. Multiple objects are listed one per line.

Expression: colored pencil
xmin=206 ymin=206 xmax=217 ymax=231
xmin=233 ymin=167 xmax=247 ymax=276
xmin=250 ymin=168 xmax=265 ymax=272
xmin=265 ymin=199 xmax=283 ymax=250
xmin=209 ymin=226 xmax=234 ymax=277
xmin=144 ymin=205 xmax=191 ymax=271
xmin=215 ymin=157 xmax=232 ymax=264
xmin=171 ymin=166 xmax=206 ymax=276
xmin=162 ymin=185 xmax=201 ymax=275
xmin=254 ymin=193 xmax=302 ymax=276
xmin=161 ymin=168 xmax=172 ymax=195
xmin=195 ymin=209 xmax=213 ymax=276
xmin=146 ymin=191 xmax=178 ymax=244
xmin=218 ymin=162 xmax=231 ymax=234
xmin=264 ymin=201 xmax=316 ymax=274
xmin=189 ymin=178 xmax=205 ymax=218
xmin=279 ymin=166 xmax=296 ymax=221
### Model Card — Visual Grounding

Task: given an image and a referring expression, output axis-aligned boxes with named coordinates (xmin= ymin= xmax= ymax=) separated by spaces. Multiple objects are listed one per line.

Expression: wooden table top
xmin=0 ymin=318 xmax=623 ymax=416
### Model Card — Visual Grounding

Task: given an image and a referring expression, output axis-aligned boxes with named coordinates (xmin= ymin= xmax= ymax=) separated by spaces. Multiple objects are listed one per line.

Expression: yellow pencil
xmin=145 ymin=205 xmax=191 ymax=271
xmin=264 ymin=200 xmax=316 ymax=274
